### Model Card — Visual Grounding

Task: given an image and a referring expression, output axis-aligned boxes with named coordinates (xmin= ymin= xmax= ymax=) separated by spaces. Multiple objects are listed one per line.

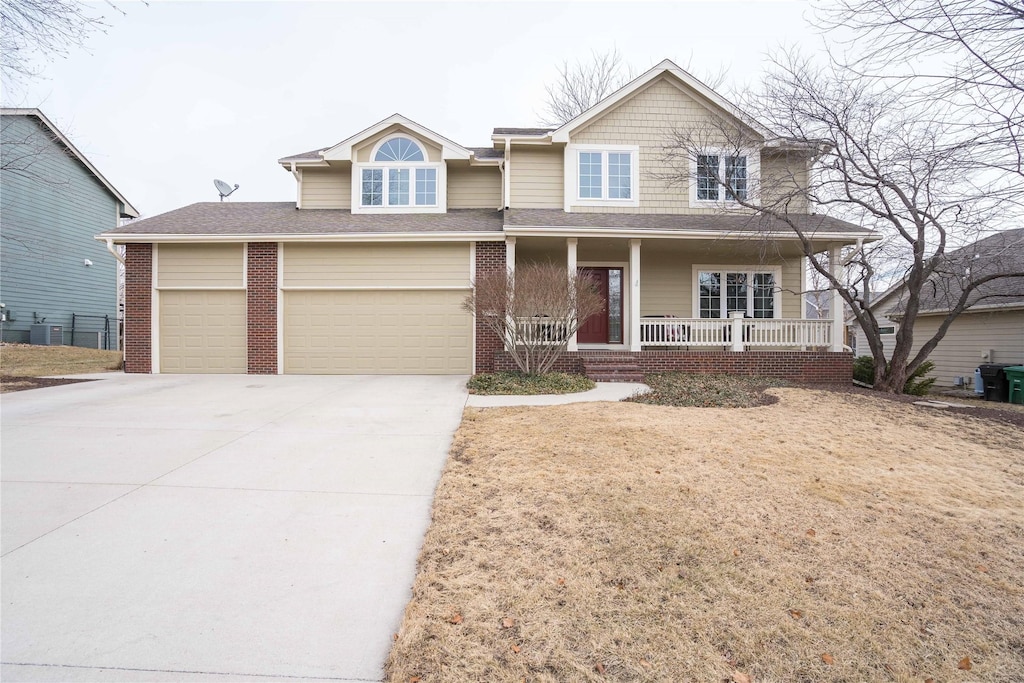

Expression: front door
xmin=578 ymin=267 xmax=623 ymax=344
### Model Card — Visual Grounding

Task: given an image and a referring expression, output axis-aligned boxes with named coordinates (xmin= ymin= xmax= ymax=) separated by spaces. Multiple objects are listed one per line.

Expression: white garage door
xmin=283 ymin=290 xmax=471 ymax=374
xmin=159 ymin=290 xmax=246 ymax=373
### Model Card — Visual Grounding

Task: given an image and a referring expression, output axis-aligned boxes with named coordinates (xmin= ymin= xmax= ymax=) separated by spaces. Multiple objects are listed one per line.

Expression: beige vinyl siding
xmin=283 ymin=290 xmax=471 ymax=374
xmin=283 ymin=243 xmax=469 ymax=287
xmin=570 ymin=77 xmax=761 ymax=215
xmin=906 ymin=309 xmax=1024 ymax=385
xmin=301 ymin=168 xmax=350 ymax=209
xmin=509 ymin=147 xmax=563 ymax=209
xmin=157 ymin=244 xmax=243 ymax=288
xmin=159 ymin=290 xmax=246 ymax=373
xmin=353 ymin=125 xmax=442 ymax=162
xmin=512 ymin=237 xmax=802 ymax=318
xmin=761 ymin=153 xmax=809 ymax=212
xmin=447 ymin=166 xmax=501 ymax=209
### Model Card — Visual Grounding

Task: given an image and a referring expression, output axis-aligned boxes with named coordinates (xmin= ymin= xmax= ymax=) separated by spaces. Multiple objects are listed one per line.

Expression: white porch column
xmin=567 ymin=238 xmax=578 ymax=352
xmin=505 ymin=236 xmax=516 ymax=275
xmin=629 ymin=239 xmax=641 ymax=352
xmin=829 ymin=244 xmax=844 ymax=352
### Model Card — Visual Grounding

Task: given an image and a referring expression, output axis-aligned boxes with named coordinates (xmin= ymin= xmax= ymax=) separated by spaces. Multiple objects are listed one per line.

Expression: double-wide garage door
xmin=283 ymin=290 xmax=470 ymax=374
xmin=155 ymin=242 xmax=472 ymax=375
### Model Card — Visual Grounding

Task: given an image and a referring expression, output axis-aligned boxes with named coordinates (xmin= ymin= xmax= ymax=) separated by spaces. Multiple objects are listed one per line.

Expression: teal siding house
xmin=1 ymin=109 xmax=138 ymax=349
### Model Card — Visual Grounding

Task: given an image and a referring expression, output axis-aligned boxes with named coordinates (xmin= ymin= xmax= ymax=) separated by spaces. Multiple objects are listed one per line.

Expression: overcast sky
xmin=5 ymin=1 xmax=824 ymax=218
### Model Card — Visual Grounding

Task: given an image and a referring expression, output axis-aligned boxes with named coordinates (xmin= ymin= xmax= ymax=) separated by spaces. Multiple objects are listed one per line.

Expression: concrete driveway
xmin=1 ymin=373 xmax=468 ymax=682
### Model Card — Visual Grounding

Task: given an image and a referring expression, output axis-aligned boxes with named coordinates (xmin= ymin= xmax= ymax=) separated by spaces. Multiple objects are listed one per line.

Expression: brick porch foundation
xmin=493 ymin=350 xmax=853 ymax=384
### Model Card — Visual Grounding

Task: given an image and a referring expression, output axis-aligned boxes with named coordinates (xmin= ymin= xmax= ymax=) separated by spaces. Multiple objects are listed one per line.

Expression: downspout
xmin=291 ymin=162 xmax=302 ymax=209
xmin=105 ymin=238 xmax=125 ymax=265
xmin=503 ymin=137 xmax=511 ymax=210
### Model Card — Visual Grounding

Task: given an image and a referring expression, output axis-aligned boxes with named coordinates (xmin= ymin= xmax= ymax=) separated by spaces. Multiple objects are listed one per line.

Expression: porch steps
xmin=580 ymin=355 xmax=645 ymax=383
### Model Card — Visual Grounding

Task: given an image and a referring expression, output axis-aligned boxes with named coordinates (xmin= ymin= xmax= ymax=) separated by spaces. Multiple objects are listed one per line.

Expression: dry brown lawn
xmin=0 ymin=343 xmax=122 ymax=377
xmin=386 ymin=388 xmax=1024 ymax=683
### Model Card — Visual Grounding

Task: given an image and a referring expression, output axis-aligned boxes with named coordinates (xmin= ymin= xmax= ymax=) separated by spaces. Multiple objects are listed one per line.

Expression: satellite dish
xmin=214 ymin=179 xmax=239 ymax=201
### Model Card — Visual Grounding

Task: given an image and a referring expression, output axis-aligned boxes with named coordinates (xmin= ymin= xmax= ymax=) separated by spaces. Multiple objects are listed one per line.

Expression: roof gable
xmin=549 ymin=59 xmax=773 ymax=144
xmin=320 ymin=114 xmax=472 ymax=162
xmin=1 ymin=108 xmax=139 ymax=218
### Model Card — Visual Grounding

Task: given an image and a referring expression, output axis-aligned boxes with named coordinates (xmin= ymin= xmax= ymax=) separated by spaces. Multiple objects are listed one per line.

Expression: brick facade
xmin=473 ymin=241 xmax=506 ymax=373
xmin=123 ymin=243 xmax=152 ymax=373
xmin=493 ymin=350 xmax=853 ymax=384
xmin=246 ymin=242 xmax=278 ymax=374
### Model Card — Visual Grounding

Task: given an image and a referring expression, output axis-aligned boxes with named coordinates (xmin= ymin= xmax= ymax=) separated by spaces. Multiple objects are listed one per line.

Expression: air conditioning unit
xmin=30 ymin=324 xmax=63 ymax=345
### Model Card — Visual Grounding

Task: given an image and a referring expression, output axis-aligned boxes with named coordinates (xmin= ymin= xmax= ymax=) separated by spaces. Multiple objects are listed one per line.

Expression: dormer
xmin=278 ymin=114 xmax=504 ymax=213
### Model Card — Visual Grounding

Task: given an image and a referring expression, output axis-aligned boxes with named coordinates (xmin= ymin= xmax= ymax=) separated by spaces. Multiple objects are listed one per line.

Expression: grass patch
xmin=386 ymin=389 xmax=1024 ymax=682
xmin=467 ymin=372 xmax=595 ymax=395
xmin=0 ymin=343 xmax=122 ymax=377
xmin=626 ymin=372 xmax=787 ymax=408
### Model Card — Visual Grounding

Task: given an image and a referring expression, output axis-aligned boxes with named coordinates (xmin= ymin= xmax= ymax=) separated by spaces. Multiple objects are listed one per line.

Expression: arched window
xmin=360 ymin=135 xmax=437 ymax=208
xmin=374 ymin=137 xmax=425 ymax=162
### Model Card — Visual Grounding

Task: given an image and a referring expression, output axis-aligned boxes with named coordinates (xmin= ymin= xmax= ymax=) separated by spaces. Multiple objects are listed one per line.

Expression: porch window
xmin=698 ymin=269 xmax=779 ymax=318
xmin=359 ymin=136 xmax=438 ymax=208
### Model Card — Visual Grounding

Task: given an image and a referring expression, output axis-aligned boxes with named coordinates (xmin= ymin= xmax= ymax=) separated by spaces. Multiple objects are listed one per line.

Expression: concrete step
xmin=587 ymin=372 xmax=645 ymax=383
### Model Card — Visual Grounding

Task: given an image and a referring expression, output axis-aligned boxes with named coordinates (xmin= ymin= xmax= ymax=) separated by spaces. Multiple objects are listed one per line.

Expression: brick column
xmin=124 ymin=243 xmax=152 ymax=373
xmin=473 ymin=241 xmax=506 ymax=374
xmin=247 ymin=242 xmax=278 ymax=374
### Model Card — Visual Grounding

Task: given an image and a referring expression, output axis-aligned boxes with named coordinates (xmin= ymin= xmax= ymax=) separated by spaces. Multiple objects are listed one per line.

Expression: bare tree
xmin=539 ymin=49 xmax=730 ymax=127
xmin=464 ymin=262 xmax=605 ymax=375
xmin=0 ymin=0 xmax=132 ymax=93
xmin=539 ymin=48 xmax=635 ymax=127
xmin=813 ymin=0 xmax=1024 ymax=178
xmin=661 ymin=51 xmax=1024 ymax=393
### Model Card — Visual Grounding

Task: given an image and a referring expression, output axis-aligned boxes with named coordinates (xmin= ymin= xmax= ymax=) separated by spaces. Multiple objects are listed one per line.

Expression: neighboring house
xmin=101 ymin=59 xmax=875 ymax=380
xmin=856 ymin=228 xmax=1024 ymax=385
xmin=1 ymin=109 xmax=138 ymax=348
xmin=845 ymin=292 xmax=898 ymax=359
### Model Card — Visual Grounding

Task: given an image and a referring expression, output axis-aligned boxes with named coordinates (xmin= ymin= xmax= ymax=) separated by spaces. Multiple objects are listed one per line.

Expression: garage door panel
xmin=284 ymin=290 xmax=471 ymax=375
xmin=160 ymin=290 xmax=246 ymax=374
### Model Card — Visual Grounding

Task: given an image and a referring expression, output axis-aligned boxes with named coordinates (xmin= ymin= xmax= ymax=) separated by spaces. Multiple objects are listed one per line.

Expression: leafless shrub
xmin=463 ymin=262 xmax=605 ymax=375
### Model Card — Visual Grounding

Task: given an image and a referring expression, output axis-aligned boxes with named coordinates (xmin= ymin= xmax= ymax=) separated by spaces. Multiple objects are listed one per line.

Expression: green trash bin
xmin=1005 ymin=366 xmax=1024 ymax=405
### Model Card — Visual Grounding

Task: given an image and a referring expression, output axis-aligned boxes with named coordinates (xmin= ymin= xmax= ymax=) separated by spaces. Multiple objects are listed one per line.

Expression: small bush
xmin=852 ymin=356 xmax=937 ymax=395
xmin=467 ymin=372 xmax=595 ymax=395
xmin=625 ymin=373 xmax=788 ymax=408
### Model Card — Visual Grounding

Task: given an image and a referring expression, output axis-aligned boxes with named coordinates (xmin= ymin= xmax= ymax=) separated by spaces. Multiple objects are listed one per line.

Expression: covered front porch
xmin=505 ymin=234 xmax=848 ymax=354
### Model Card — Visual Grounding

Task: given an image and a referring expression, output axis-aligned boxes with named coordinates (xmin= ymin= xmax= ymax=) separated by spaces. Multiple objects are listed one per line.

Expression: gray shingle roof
xmin=492 ymin=128 xmax=553 ymax=136
xmin=104 ymin=203 xmax=504 ymax=236
xmin=278 ymin=149 xmax=325 ymax=162
xmin=467 ymin=147 xmax=504 ymax=159
xmin=505 ymin=209 xmax=875 ymax=235
xmin=889 ymin=228 xmax=1024 ymax=313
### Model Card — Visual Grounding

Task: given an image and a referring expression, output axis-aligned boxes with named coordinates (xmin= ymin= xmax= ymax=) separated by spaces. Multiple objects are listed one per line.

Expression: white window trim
xmin=352 ymin=135 xmax=446 ymax=214
xmin=691 ymin=265 xmax=782 ymax=319
xmin=564 ymin=144 xmax=640 ymax=210
xmin=689 ymin=149 xmax=759 ymax=207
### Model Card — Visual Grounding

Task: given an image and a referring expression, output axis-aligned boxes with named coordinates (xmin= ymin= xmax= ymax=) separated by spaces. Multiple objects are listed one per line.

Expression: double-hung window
xmin=696 ymin=267 xmax=780 ymax=319
xmin=567 ymin=145 xmax=639 ymax=207
xmin=357 ymin=136 xmax=441 ymax=211
xmin=692 ymin=150 xmax=755 ymax=204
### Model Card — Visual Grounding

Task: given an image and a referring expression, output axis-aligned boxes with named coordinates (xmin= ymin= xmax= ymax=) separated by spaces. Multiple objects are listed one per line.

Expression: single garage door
xmin=159 ymin=290 xmax=246 ymax=373
xmin=283 ymin=289 xmax=471 ymax=374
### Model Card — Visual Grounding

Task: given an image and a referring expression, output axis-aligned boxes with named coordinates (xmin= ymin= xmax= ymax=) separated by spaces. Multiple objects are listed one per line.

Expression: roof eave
xmin=2 ymin=108 xmax=140 ymax=218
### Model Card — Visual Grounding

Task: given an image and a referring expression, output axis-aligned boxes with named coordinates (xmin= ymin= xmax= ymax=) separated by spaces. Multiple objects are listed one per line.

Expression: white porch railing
xmin=640 ymin=317 xmax=833 ymax=349
xmin=512 ymin=316 xmax=572 ymax=346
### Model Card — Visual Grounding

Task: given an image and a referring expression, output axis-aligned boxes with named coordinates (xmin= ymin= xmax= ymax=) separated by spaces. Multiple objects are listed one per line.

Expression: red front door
xmin=578 ymin=267 xmax=623 ymax=344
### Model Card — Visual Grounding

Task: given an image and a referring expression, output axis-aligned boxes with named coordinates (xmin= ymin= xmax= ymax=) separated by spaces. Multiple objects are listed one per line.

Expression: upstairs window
xmin=567 ymin=145 xmax=639 ymax=207
xmin=359 ymin=137 xmax=437 ymax=208
xmin=693 ymin=151 xmax=754 ymax=203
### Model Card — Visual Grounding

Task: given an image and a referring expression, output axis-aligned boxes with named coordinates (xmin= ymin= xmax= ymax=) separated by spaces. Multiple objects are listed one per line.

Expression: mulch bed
xmin=0 ymin=376 xmax=96 ymax=393
xmin=812 ymin=383 xmax=1024 ymax=431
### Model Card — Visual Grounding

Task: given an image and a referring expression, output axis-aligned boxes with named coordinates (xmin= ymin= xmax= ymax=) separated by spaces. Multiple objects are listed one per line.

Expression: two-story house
xmin=2 ymin=108 xmax=138 ymax=349
xmin=102 ymin=60 xmax=873 ymax=380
